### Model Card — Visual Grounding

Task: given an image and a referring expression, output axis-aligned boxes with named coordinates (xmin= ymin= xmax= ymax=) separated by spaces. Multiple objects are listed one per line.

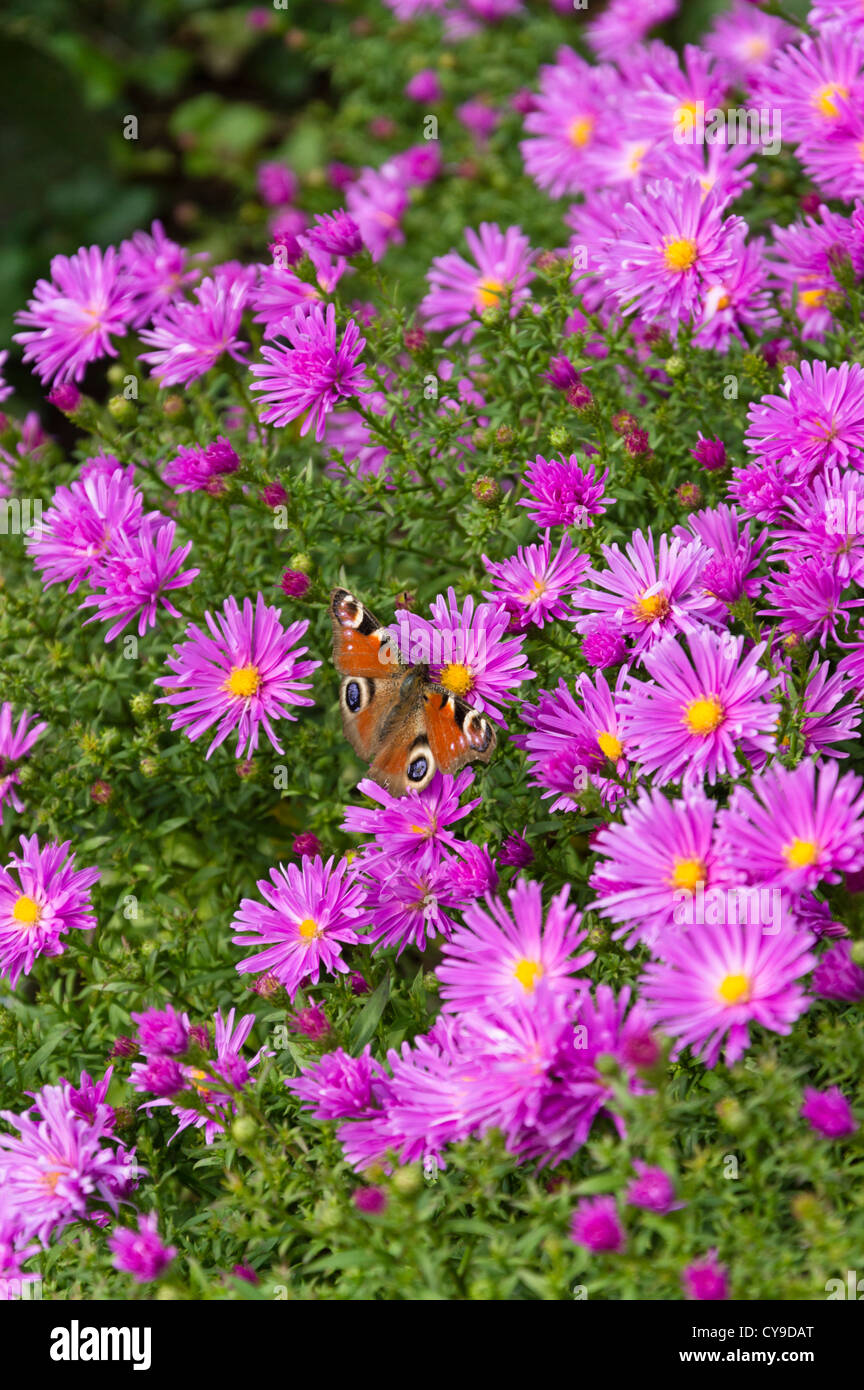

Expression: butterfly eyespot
xmin=345 ymin=680 xmax=362 ymax=712
xmin=408 ymin=756 xmax=428 ymax=782
xmin=465 ymin=710 xmax=492 ymax=751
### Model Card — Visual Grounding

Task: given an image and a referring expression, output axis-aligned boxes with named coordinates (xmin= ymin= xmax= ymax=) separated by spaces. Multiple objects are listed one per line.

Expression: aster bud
xmin=231 ymin=1115 xmax=257 ymax=1146
xmin=90 ymin=780 xmax=112 ymax=805
xmin=624 ymin=428 xmax=652 ymax=458
xmin=611 ymin=410 xmax=638 ymax=436
xmin=403 ymin=327 xmax=428 ymax=353
xmin=139 ymin=755 xmax=159 ymax=778
xmin=112 ymin=1106 xmax=136 ymax=1134
xmin=566 ymin=381 xmax=593 ymax=414
xmin=289 ymin=552 xmax=313 ymax=574
xmin=494 ymin=424 xmax=514 ymax=447
xmin=108 ymin=394 xmax=136 ymax=424
xmin=663 ymin=355 xmax=686 ymax=377
xmin=162 ymin=394 xmax=186 ymax=420
xmin=548 ymin=426 xmax=569 ymax=450
xmin=106 ymin=364 xmax=126 ymax=387
xmin=422 ymin=971 xmax=439 ymax=992
xmin=715 ymin=1097 xmax=746 ymax=1132
xmin=676 ymin=481 xmax=702 ymax=509
xmin=480 ymin=306 xmax=502 ymax=327
xmin=392 ymin=1164 xmax=422 ymax=1195
xmin=850 ymin=940 xmax=864 ymax=965
xmin=47 ymin=383 xmax=82 ymax=414
xmin=472 ymin=475 xmax=501 ymax=507
xmin=280 ymin=569 xmax=311 ymax=598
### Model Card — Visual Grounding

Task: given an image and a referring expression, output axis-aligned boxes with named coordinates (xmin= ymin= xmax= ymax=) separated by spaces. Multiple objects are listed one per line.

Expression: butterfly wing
xmin=423 ymin=684 xmax=497 ymax=776
xmin=330 ymin=587 xmax=401 ymax=679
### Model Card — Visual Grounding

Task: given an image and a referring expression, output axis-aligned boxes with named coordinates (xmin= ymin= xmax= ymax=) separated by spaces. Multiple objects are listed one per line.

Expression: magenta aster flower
xmin=745 ymin=360 xmax=864 ymax=478
xmin=705 ymin=1 xmax=794 ymax=81
xmin=250 ymin=265 xmax=322 ymax=339
xmin=581 ymin=620 xmax=628 ymax=668
xmin=801 ymin=1086 xmax=857 ymax=1138
xmin=520 ymin=51 xmax=621 ymax=198
xmin=626 ymin=1161 xmax=685 ymax=1214
xmin=590 ymin=788 xmax=737 ymax=950
xmin=14 ymin=245 xmax=132 ymax=385
xmin=753 ymin=31 xmax=864 ymax=147
xmin=640 ymin=921 xmax=815 ymax=1067
xmin=155 ymin=593 xmax=320 ymax=758
xmin=394 ymin=586 xmax=534 ymax=722
xmin=419 ymin=223 xmax=534 ymax=345
xmin=760 ymin=557 xmax=858 ymax=648
xmin=26 ymin=467 xmax=146 ymax=594
xmin=518 ymin=668 xmax=629 ymax=813
xmin=598 ymin=180 xmax=746 ymax=333
xmin=138 ymin=1009 xmax=267 ymax=1145
xmin=131 ymin=1006 xmax=190 ymax=1057
xmin=809 ymin=0 xmax=864 ymax=35
xmin=0 ymin=704 xmax=47 ymax=827
xmin=570 ymin=1196 xmax=625 ymax=1253
xmin=0 ymin=1081 xmax=135 ymax=1245
xmin=359 ymin=854 xmax=462 ymax=955
xmin=519 ymin=452 xmax=613 ymax=529
xmin=249 ymin=302 xmax=371 ymax=440
xmin=682 ymin=1250 xmax=729 ymax=1300
xmin=345 ymin=168 xmax=408 ymax=262
xmin=782 ymin=654 xmax=862 ymax=759
xmin=571 ymin=528 xmax=716 ymax=659
xmin=342 ymin=769 xmax=481 ymax=870
xmin=728 ymin=456 xmax=801 ymax=525
xmin=769 ymin=205 xmax=862 ymax=342
xmin=286 ymin=1045 xmax=385 ymax=1121
xmin=437 ymin=877 xmax=593 ymax=1015
xmin=811 ymin=940 xmax=864 ymax=1003
xmin=139 ymin=272 xmax=250 ymax=386
xmin=109 ymin=1213 xmax=176 ymax=1282
xmin=692 ymin=233 xmax=778 ymax=352
xmin=163 ymin=436 xmax=239 ymax=494
xmin=257 ymin=162 xmax=298 ymax=207
xmin=118 ymin=220 xmax=201 ymax=327
xmin=621 ymin=630 xmax=779 ymax=786
xmin=0 ymin=834 xmax=100 ymax=989
xmin=717 ymin=759 xmax=864 ymax=894
xmin=233 ymin=855 xmax=365 ymax=999
xmin=499 ymin=830 xmax=534 ymax=869
xmin=301 ymin=210 xmax=363 ymax=258
xmin=78 ymin=516 xmax=198 ymax=643
xmin=482 ymin=531 xmax=589 ymax=631
xmin=769 ymin=469 xmax=864 ymax=585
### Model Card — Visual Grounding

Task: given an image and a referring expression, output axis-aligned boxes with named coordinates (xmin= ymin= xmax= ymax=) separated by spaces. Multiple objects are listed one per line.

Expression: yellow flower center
xmin=188 ymin=1068 xmax=212 ymax=1098
xmin=684 ymin=696 xmax=725 ymax=735
xmin=476 ymin=277 xmax=504 ymax=309
xmin=634 ymin=590 xmax=669 ymax=623
xmin=814 ymin=82 xmax=847 ymax=118
xmin=670 ymin=858 xmax=706 ymax=894
xmin=568 ymin=115 xmax=594 ymax=147
xmin=12 ymin=894 xmax=41 ymax=925
xmin=513 ymin=958 xmax=544 ymax=991
xmin=715 ymin=292 xmax=731 ymax=310
xmin=717 ymin=973 xmax=751 ymax=1005
xmin=663 ymin=238 xmax=698 ymax=272
xmin=297 ymin=917 xmax=320 ymax=939
xmin=440 ymin=662 xmax=474 ymax=696
xmin=597 ymin=731 xmax=623 ymax=761
xmin=743 ymin=36 xmax=770 ymax=60
xmin=628 ymin=143 xmax=647 ymax=173
xmin=41 ymin=1169 xmax=62 ymax=1192
xmin=225 ymin=665 xmax=260 ymax=699
xmin=521 ymin=576 xmax=547 ymax=603
xmin=784 ymin=837 xmax=819 ymax=869
xmin=799 ymin=286 xmax=826 ymax=308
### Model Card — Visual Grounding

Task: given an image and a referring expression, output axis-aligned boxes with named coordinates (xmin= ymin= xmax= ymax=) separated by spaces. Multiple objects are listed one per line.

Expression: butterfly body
xmin=330 ymin=587 xmax=497 ymax=795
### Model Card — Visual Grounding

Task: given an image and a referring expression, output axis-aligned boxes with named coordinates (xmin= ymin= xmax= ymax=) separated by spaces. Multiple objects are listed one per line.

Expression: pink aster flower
xmin=138 ymin=272 xmax=250 ymax=386
xmin=163 ymin=436 xmax=240 ymax=495
xmin=571 ymin=528 xmax=716 ymax=660
xmin=0 ymin=704 xmax=47 ymax=827
xmin=570 ymin=1196 xmax=626 ymax=1253
xmin=300 ymin=209 xmax=363 ymax=258
xmin=800 ymin=1086 xmax=857 ymax=1138
xmin=760 ymin=557 xmax=858 ymax=648
xmin=717 ymin=759 xmax=864 ymax=894
xmin=257 ymin=161 xmax=298 ymax=207
xmin=249 ymin=302 xmax=371 ymax=440
xmin=783 ymin=655 xmax=862 ymax=759
xmin=155 ymin=593 xmax=320 ymax=758
xmin=728 ymin=456 xmax=801 ymax=524
xmin=585 ymin=0 xmax=677 ymax=61
xmin=359 ymin=854 xmax=463 ymax=955
xmin=419 ymin=223 xmax=534 ymax=345
xmin=14 ymin=245 xmax=132 ymax=385
xmin=809 ymin=0 xmax=864 ymax=35
xmin=626 ymin=1161 xmax=685 ymax=1214
xmin=26 ymin=467 xmax=146 ymax=594
xmin=768 ymin=205 xmax=861 ymax=342
xmin=482 ymin=531 xmax=589 ymax=631
xmin=705 ymin=2 xmax=794 ymax=81
xmin=520 ymin=51 xmax=621 ymax=198
xmin=621 ymin=630 xmax=779 ymax=786
xmin=437 ymin=877 xmax=593 ymax=1015
xmin=811 ymin=940 xmax=864 ymax=1003
xmin=692 ymin=233 xmax=778 ymax=352
xmin=118 ymin=220 xmax=202 ymax=327
xmin=518 ymin=668 xmax=629 ymax=813
xmin=286 ymin=1045 xmax=386 ymax=1121
xmin=753 ymin=31 xmax=864 ymax=148
xmin=597 ymin=180 xmax=746 ymax=333
xmin=250 ymin=264 xmax=322 ymax=339
xmin=745 ymin=361 xmax=864 ymax=478
xmin=109 ymin=1213 xmax=176 ymax=1282
xmin=519 ymin=453 xmax=613 ymax=528
xmin=769 ymin=469 xmax=864 ymax=584
xmin=589 ymin=787 xmax=738 ymax=950
xmin=345 ymin=168 xmax=408 ymax=262
xmin=682 ymin=1250 xmax=728 ymax=1300
xmin=232 ymin=855 xmax=366 ymax=999
xmin=341 ymin=769 xmax=481 ymax=869
xmin=0 ymin=1079 xmax=136 ymax=1247
xmin=0 ymin=834 xmax=100 ymax=989
xmin=640 ymin=921 xmax=816 ymax=1067
xmin=394 ymin=587 xmax=534 ymax=723
xmin=137 ymin=1009 xmax=267 ymax=1145
xmin=78 ymin=516 xmax=199 ymax=643
xmin=681 ymin=502 xmax=765 ymax=609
